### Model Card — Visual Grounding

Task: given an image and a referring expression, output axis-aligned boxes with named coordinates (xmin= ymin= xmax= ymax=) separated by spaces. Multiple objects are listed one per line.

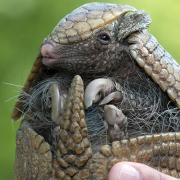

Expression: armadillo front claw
xmin=84 ymin=78 xmax=121 ymax=109
xmin=104 ymin=104 xmax=127 ymax=140
xmin=99 ymin=91 xmax=123 ymax=106
xmin=49 ymin=83 xmax=66 ymax=123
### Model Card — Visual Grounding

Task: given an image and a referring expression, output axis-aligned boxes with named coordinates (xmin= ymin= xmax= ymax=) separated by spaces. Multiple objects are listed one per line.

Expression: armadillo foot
xmin=104 ymin=104 xmax=128 ymax=141
xmin=84 ymin=78 xmax=122 ymax=109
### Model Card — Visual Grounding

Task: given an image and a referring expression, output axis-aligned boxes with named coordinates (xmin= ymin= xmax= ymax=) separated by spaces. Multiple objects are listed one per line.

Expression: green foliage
xmin=0 ymin=0 xmax=179 ymax=179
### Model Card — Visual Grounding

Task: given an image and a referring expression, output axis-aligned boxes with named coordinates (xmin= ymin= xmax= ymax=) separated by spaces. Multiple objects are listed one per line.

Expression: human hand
xmin=108 ymin=162 xmax=178 ymax=180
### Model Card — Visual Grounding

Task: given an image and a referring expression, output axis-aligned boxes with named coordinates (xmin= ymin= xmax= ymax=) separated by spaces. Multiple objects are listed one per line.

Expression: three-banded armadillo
xmin=14 ymin=3 xmax=180 ymax=179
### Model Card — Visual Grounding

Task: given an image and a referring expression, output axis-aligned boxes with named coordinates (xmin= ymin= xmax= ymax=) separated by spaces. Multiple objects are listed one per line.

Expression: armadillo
xmin=14 ymin=3 xmax=180 ymax=179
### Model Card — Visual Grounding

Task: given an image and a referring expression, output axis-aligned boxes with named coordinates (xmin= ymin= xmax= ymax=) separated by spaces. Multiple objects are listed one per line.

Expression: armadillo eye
xmin=97 ymin=32 xmax=111 ymax=45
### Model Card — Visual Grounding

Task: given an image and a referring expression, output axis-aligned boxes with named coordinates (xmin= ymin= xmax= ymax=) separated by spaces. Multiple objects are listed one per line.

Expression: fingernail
xmin=110 ymin=164 xmax=141 ymax=180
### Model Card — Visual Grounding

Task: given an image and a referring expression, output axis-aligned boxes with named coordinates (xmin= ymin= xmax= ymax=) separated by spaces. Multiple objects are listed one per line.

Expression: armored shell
xmin=48 ymin=3 xmax=136 ymax=44
xmin=128 ymin=31 xmax=180 ymax=108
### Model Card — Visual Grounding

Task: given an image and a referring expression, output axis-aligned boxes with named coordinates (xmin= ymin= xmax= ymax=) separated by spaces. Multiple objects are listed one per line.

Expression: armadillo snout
xmin=41 ymin=43 xmax=55 ymax=58
xmin=41 ymin=43 xmax=59 ymax=66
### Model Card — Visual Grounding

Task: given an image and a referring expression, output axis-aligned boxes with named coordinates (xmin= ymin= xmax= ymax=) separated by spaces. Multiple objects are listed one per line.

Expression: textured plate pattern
xmin=15 ymin=121 xmax=53 ymax=180
xmin=129 ymin=30 xmax=180 ymax=108
xmin=92 ymin=132 xmax=180 ymax=178
xmin=48 ymin=3 xmax=136 ymax=44
xmin=53 ymin=75 xmax=93 ymax=179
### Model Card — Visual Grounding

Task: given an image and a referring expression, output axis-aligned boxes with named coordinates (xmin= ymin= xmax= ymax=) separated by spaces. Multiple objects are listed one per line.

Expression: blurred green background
xmin=0 ymin=0 xmax=180 ymax=179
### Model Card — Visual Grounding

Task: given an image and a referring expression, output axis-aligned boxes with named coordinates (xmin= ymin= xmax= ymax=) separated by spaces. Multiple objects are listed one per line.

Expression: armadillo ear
xmin=117 ymin=10 xmax=151 ymax=41
xmin=11 ymin=53 xmax=43 ymax=120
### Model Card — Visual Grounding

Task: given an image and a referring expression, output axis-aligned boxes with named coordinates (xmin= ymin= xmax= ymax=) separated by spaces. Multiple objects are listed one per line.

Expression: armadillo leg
xmin=128 ymin=30 xmax=180 ymax=108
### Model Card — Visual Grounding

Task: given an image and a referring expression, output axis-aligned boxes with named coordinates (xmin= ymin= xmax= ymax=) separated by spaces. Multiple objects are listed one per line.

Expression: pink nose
xmin=41 ymin=43 xmax=55 ymax=58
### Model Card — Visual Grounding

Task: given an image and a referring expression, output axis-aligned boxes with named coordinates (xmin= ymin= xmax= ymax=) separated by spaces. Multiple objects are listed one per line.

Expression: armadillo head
xmin=41 ymin=3 xmax=137 ymax=74
xmin=11 ymin=3 xmax=152 ymax=120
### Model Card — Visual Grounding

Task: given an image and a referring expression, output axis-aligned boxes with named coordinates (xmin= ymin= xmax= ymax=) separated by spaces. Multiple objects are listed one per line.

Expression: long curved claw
xmin=50 ymin=83 xmax=60 ymax=123
xmin=99 ymin=91 xmax=123 ymax=106
xmin=84 ymin=78 xmax=116 ymax=109
xmin=104 ymin=105 xmax=127 ymax=140
xmin=104 ymin=105 xmax=127 ymax=127
xmin=49 ymin=83 xmax=66 ymax=123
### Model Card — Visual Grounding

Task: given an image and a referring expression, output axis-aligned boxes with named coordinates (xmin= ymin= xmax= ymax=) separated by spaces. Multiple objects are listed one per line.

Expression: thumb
xmin=108 ymin=162 xmax=177 ymax=180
